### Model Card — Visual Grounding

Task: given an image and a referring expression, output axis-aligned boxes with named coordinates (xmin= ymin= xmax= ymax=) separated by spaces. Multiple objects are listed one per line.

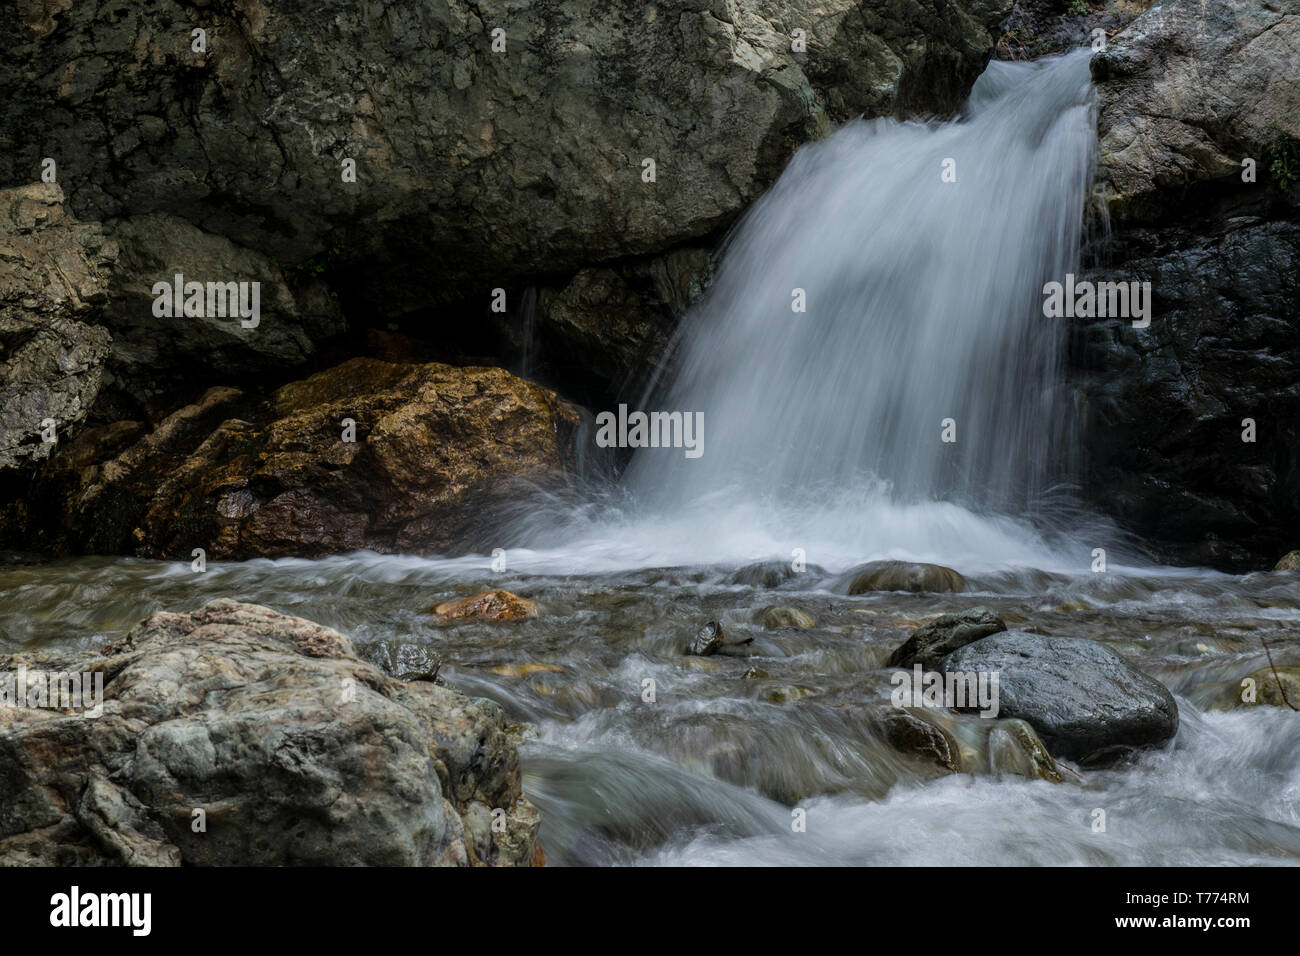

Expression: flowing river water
xmin=3 ymin=52 xmax=1298 ymax=865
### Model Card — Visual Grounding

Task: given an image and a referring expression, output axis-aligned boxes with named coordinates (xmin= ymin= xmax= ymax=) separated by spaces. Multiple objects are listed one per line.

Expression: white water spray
xmin=517 ymin=52 xmax=1108 ymax=572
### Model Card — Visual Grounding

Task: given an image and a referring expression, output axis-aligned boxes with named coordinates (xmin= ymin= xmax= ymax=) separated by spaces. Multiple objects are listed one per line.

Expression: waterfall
xmin=629 ymin=50 xmax=1097 ymax=514
xmin=515 ymin=52 xmax=1106 ymax=572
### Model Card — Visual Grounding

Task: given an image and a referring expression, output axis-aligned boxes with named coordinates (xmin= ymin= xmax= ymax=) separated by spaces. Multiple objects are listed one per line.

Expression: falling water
xmin=570 ymin=50 xmax=1101 ymax=570
xmin=5 ymin=52 xmax=1297 ymax=869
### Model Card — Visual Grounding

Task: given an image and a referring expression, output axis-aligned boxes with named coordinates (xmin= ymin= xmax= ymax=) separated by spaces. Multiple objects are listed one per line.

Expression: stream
xmin=3 ymin=50 xmax=1297 ymax=867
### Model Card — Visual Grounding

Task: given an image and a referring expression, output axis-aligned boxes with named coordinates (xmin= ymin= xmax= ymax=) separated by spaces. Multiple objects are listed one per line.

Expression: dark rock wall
xmin=1070 ymin=0 xmax=1300 ymax=569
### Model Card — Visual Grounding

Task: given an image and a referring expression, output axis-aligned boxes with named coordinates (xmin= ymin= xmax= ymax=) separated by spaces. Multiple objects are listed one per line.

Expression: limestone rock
xmin=0 ymin=600 xmax=540 ymax=866
xmin=1093 ymin=0 xmax=1300 ymax=221
xmin=0 ymin=183 xmax=115 ymax=471
xmin=1 ymin=0 xmax=1014 ymax=314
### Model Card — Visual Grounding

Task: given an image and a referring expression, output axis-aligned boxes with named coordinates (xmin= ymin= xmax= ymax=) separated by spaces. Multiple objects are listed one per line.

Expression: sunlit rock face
xmin=4 ymin=359 xmax=583 ymax=559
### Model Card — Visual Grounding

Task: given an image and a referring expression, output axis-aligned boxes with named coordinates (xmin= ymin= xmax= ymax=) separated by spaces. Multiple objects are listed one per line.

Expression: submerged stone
xmin=756 ymin=606 xmax=816 ymax=629
xmin=844 ymin=561 xmax=967 ymax=594
xmin=687 ymin=621 xmax=724 ymax=656
xmin=726 ymin=560 xmax=825 ymax=588
xmin=433 ymin=589 xmax=539 ymax=622
xmin=878 ymin=708 xmax=1063 ymax=782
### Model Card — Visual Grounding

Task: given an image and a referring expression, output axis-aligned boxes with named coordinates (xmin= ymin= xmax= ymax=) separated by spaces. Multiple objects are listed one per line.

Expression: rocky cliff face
xmin=2 ymin=0 xmax=1014 ymax=409
xmin=0 ymin=184 xmax=114 ymax=472
xmin=3 ymin=0 xmax=1013 ymax=291
xmin=1 ymin=0 xmax=1016 ymax=557
xmin=1070 ymin=0 xmax=1300 ymax=569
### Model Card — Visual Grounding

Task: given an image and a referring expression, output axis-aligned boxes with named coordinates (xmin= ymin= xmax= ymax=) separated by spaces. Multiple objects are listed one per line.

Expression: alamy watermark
xmin=891 ymin=664 xmax=1000 ymax=718
xmin=152 ymin=273 xmax=260 ymax=328
xmin=50 ymin=886 xmax=150 ymax=936
xmin=1042 ymin=273 xmax=1151 ymax=328
xmin=594 ymin=404 xmax=704 ymax=458
xmin=0 ymin=665 xmax=104 ymax=718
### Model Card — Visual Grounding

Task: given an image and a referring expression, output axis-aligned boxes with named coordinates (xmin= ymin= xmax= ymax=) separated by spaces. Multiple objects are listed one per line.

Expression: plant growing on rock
xmin=1268 ymin=125 xmax=1298 ymax=190
xmin=272 ymin=241 xmax=345 ymax=293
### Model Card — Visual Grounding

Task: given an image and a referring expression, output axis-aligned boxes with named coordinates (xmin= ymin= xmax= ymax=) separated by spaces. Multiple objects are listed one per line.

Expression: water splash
xmin=513 ymin=51 xmax=1110 ymax=571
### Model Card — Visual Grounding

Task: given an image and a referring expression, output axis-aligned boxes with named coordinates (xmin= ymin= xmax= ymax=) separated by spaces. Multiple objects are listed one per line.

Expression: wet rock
xmin=1211 ymin=666 xmax=1300 ymax=711
xmin=361 ymin=641 xmax=445 ymax=684
xmin=0 ymin=600 xmax=540 ymax=866
xmin=878 ymin=708 xmax=1063 ymax=782
xmin=687 ymin=621 xmax=724 ymax=657
xmin=0 ymin=183 xmax=114 ymax=472
xmin=1069 ymin=0 xmax=1300 ymax=570
xmin=433 ymin=590 xmax=539 ymax=623
xmin=1 ymin=0 xmax=1014 ymax=313
xmin=1275 ymin=551 xmax=1300 ymax=572
xmin=887 ymin=607 xmax=1006 ymax=669
xmin=1070 ymin=221 xmax=1300 ymax=570
xmin=995 ymin=0 xmax=1149 ymax=62
xmin=741 ymin=666 xmax=770 ymax=680
xmin=757 ymin=684 xmax=818 ymax=705
xmin=1093 ymin=0 xmax=1300 ymax=222
xmin=6 ymin=358 xmax=583 ymax=558
xmin=845 ymin=560 xmax=967 ymax=594
xmin=944 ymin=631 xmax=1179 ymax=765
xmin=756 ymin=607 xmax=816 ymax=629
xmin=726 ymin=559 xmax=825 ymax=589
xmin=485 ymin=663 xmax=564 ymax=678
xmin=5 ymin=385 xmax=247 ymax=554
xmin=879 ymin=710 xmax=960 ymax=772
xmin=985 ymin=719 xmax=1063 ymax=782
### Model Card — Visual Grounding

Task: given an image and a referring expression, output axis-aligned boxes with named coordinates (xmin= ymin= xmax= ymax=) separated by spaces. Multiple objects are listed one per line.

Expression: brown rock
xmin=11 ymin=357 xmax=583 ymax=558
xmin=756 ymin=606 xmax=816 ymax=629
xmin=434 ymin=590 xmax=540 ymax=623
xmin=845 ymin=560 xmax=967 ymax=594
xmin=1275 ymin=551 xmax=1300 ymax=572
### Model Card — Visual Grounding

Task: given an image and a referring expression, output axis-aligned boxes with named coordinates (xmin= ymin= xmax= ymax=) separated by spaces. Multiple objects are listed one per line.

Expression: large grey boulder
xmin=944 ymin=630 xmax=1179 ymax=765
xmin=0 ymin=600 xmax=541 ymax=866
xmin=1 ymin=0 xmax=1014 ymax=313
xmin=0 ymin=183 xmax=114 ymax=471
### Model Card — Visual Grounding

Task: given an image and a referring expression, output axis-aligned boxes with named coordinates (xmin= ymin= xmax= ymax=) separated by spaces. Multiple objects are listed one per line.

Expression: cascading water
xmin=632 ymin=51 xmax=1097 ymax=516
xmin=515 ymin=50 xmax=1109 ymax=573
xmin=5 ymin=52 xmax=1296 ymax=870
